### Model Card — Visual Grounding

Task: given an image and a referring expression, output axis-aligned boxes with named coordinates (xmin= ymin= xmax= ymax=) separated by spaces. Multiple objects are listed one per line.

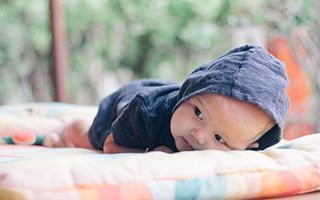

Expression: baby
xmin=43 ymin=44 xmax=289 ymax=153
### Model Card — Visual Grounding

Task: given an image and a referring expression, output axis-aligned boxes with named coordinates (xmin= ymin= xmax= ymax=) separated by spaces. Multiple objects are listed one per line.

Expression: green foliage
xmin=0 ymin=0 xmax=318 ymax=104
xmin=0 ymin=0 xmax=51 ymax=103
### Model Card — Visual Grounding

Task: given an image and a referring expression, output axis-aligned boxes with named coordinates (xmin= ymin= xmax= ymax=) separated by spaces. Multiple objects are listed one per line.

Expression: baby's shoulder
xmin=133 ymin=85 xmax=179 ymax=118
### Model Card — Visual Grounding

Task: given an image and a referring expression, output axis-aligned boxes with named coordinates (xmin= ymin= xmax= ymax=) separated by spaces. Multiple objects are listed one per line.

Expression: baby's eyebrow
xmin=197 ymin=96 xmax=206 ymax=107
xmin=197 ymin=96 xmax=211 ymax=114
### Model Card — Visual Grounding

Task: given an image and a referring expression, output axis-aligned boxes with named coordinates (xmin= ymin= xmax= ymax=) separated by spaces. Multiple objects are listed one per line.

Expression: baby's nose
xmin=190 ymin=130 xmax=206 ymax=145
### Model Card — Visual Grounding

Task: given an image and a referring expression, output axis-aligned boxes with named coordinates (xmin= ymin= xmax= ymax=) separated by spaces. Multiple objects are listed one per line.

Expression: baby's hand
xmin=43 ymin=128 xmax=74 ymax=147
xmin=43 ymin=132 xmax=67 ymax=147
xmin=43 ymin=118 xmax=92 ymax=148
xmin=151 ymin=146 xmax=174 ymax=153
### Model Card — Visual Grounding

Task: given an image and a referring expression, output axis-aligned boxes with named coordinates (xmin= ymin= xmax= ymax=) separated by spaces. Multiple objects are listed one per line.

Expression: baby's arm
xmin=44 ymin=119 xmax=173 ymax=153
xmin=103 ymin=133 xmax=174 ymax=153
xmin=44 ymin=118 xmax=93 ymax=149
xmin=103 ymin=133 xmax=145 ymax=153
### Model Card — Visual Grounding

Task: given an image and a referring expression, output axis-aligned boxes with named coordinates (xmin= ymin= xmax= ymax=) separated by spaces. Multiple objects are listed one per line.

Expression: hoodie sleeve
xmin=111 ymin=95 xmax=149 ymax=150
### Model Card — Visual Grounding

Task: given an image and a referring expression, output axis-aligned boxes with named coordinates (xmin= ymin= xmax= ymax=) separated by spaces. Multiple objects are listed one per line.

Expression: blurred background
xmin=0 ymin=0 xmax=319 ymax=139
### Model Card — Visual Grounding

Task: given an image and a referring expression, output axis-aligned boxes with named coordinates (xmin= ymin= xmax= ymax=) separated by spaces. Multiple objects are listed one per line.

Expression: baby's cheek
xmin=171 ymin=122 xmax=187 ymax=137
xmin=170 ymin=116 xmax=181 ymax=136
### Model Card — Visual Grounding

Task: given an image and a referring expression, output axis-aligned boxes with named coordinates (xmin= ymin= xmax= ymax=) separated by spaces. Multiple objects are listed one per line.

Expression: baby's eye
xmin=194 ymin=106 xmax=203 ymax=120
xmin=214 ymin=134 xmax=225 ymax=144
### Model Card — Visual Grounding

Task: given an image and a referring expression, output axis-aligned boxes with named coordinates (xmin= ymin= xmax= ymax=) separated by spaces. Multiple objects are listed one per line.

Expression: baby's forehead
xmin=198 ymin=93 xmax=263 ymax=112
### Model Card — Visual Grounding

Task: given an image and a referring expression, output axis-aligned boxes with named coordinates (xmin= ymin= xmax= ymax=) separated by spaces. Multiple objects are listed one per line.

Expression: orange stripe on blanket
xmin=75 ymin=183 xmax=152 ymax=200
xmin=260 ymin=170 xmax=286 ymax=198
xmin=75 ymin=184 xmax=119 ymax=200
xmin=78 ymin=186 xmax=100 ymax=200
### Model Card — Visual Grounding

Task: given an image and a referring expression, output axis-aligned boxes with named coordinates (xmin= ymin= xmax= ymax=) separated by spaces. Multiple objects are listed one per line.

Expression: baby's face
xmin=170 ymin=93 xmax=274 ymax=151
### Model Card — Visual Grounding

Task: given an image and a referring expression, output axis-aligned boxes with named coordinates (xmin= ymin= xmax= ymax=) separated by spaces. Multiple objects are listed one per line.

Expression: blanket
xmin=0 ymin=103 xmax=319 ymax=200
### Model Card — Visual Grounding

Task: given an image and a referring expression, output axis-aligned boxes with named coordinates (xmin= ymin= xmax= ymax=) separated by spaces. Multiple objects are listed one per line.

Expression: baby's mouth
xmin=182 ymin=137 xmax=193 ymax=151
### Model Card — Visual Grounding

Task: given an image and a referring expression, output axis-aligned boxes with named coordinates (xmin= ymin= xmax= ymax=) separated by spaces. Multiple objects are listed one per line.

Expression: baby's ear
xmin=247 ymin=142 xmax=259 ymax=149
